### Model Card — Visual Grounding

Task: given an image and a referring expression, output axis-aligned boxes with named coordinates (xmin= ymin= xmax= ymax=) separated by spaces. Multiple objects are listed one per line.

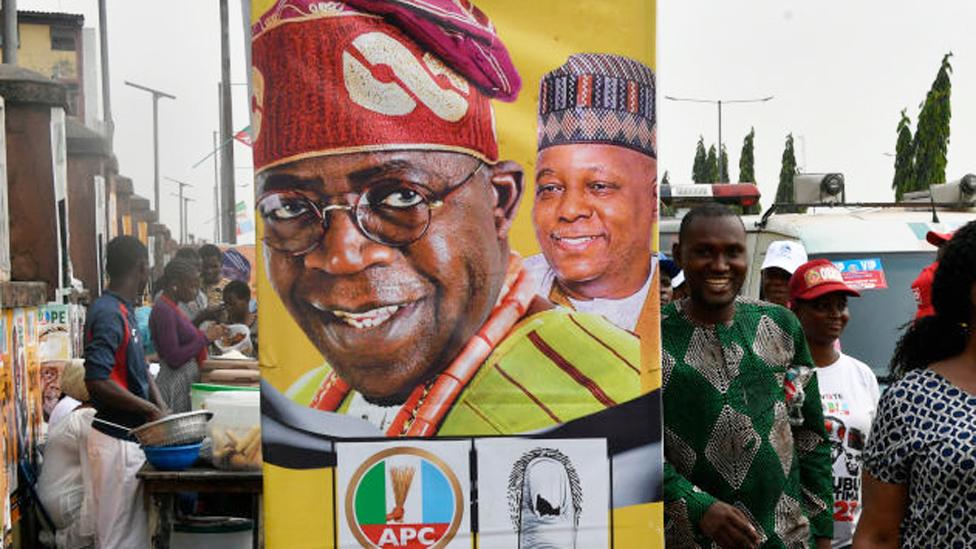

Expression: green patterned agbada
xmin=662 ymin=297 xmax=833 ymax=548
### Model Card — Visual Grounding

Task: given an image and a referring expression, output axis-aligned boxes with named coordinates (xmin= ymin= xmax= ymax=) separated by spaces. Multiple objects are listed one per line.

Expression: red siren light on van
xmin=661 ymin=183 xmax=761 ymax=208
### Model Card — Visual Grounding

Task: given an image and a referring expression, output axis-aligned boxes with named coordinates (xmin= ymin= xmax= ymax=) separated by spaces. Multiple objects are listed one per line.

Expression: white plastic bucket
xmin=206 ymin=390 xmax=261 ymax=470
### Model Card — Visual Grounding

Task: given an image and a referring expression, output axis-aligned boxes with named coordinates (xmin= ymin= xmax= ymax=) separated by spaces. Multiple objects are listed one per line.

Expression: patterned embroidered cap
xmin=251 ymin=0 xmax=520 ymax=172
xmin=538 ymin=53 xmax=656 ymax=158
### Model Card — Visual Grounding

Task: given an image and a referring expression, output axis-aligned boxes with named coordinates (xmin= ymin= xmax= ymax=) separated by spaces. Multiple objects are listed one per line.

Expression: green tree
xmin=719 ymin=144 xmax=729 ymax=183
xmin=739 ymin=128 xmax=755 ymax=183
xmin=660 ymin=171 xmax=675 ymax=217
xmin=912 ymin=52 xmax=953 ymax=192
xmin=705 ymin=144 xmax=719 ymax=183
xmin=692 ymin=136 xmax=708 ymax=183
xmin=892 ymin=109 xmax=915 ymax=201
xmin=775 ymin=133 xmax=798 ymax=206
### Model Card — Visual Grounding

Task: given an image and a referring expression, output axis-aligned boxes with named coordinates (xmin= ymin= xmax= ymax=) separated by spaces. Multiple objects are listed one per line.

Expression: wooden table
xmin=137 ymin=464 xmax=263 ymax=549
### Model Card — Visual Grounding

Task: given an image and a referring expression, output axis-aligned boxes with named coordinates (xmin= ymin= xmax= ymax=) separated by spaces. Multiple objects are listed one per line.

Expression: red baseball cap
xmin=926 ymin=230 xmax=954 ymax=247
xmin=911 ymin=262 xmax=937 ymax=319
xmin=789 ymin=259 xmax=861 ymax=302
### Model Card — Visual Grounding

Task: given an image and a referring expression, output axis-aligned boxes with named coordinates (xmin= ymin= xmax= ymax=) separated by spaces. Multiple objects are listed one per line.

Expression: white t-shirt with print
xmin=816 ymin=353 xmax=881 ymax=549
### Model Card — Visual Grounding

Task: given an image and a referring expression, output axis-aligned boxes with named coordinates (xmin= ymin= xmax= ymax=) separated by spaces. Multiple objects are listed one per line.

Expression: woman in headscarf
xmin=149 ymin=258 xmax=224 ymax=412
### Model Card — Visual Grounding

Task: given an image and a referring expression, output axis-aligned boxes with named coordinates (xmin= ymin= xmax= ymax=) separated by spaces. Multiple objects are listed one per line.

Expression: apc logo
xmin=345 ymin=447 xmax=464 ymax=549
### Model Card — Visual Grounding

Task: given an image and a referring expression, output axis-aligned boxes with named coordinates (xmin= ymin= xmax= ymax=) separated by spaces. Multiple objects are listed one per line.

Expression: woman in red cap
xmin=789 ymin=259 xmax=880 ymax=549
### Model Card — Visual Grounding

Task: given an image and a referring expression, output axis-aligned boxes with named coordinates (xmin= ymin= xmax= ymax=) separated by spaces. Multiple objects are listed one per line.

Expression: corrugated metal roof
xmin=1 ymin=10 xmax=85 ymax=26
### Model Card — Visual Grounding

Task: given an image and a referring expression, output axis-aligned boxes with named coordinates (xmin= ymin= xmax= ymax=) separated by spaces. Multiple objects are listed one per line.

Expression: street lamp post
xmin=165 ymin=177 xmax=193 ymax=244
xmin=169 ymin=194 xmax=196 ymax=245
xmin=125 ymin=81 xmax=176 ymax=213
xmin=664 ymin=95 xmax=773 ymax=182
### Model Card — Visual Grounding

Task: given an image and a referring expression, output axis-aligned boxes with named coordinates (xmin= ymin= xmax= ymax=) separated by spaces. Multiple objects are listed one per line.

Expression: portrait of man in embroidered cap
xmin=252 ymin=0 xmax=642 ymax=446
xmin=526 ymin=53 xmax=658 ymax=333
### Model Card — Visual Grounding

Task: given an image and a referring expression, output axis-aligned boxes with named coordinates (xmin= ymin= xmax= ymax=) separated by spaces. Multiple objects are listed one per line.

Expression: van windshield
xmin=810 ymin=252 xmax=935 ymax=384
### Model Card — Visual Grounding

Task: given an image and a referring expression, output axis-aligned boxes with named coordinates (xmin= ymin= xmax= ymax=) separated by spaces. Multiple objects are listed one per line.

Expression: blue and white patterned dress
xmin=863 ymin=368 xmax=976 ymax=548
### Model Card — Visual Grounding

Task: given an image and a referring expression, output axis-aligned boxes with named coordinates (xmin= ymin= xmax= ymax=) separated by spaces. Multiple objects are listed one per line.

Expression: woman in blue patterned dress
xmin=854 ymin=220 xmax=976 ymax=548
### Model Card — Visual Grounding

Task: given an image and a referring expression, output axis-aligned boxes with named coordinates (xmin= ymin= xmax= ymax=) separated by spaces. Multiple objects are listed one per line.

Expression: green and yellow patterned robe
xmin=287 ymin=308 xmax=643 ymax=435
xmin=662 ymin=297 xmax=832 ymax=548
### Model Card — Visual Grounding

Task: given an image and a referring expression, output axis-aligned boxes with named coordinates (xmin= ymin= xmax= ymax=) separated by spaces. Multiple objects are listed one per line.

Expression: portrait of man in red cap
xmin=252 ymin=0 xmax=643 ymax=447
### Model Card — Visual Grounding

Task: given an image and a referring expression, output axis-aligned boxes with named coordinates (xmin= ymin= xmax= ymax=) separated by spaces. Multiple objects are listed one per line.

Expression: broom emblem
xmin=386 ymin=465 xmax=416 ymax=523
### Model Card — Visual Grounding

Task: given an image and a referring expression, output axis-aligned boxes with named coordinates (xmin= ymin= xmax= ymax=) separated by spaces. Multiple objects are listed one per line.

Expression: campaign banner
xmin=249 ymin=1 xmax=662 ymax=547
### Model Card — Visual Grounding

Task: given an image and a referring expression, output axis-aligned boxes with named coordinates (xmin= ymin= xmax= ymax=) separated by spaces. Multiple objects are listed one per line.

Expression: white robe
xmin=86 ymin=427 xmax=149 ymax=549
xmin=37 ymin=407 xmax=96 ymax=549
xmin=524 ymin=253 xmax=656 ymax=331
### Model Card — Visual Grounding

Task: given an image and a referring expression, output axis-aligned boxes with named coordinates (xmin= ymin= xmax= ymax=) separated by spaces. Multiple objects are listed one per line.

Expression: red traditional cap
xmin=926 ymin=230 xmax=954 ymax=247
xmin=789 ymin=259 xmax=860 ymax=303
xmin=251 ymin=0 xmax=520 ymax=172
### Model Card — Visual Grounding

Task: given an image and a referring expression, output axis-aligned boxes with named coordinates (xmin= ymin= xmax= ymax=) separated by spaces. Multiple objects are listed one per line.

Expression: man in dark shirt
xmin=84 ymin=235 xmax=167 ymax=548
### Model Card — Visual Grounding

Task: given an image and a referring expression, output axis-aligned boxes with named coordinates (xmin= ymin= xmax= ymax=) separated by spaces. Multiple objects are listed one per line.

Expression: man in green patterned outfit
xmin=662 ymin=203 xmax=832 ymax=548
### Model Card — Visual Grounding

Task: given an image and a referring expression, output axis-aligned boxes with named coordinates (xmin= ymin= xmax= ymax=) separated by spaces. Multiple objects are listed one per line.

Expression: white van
xmin=661 ymin=205 xmax=973 ymax=383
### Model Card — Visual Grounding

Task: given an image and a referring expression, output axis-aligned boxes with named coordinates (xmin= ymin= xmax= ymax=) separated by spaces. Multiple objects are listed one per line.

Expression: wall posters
xmin=0 ymin=312 xmax=11 ymax=541
xmin=38 ymin=303 xmax=72 ymax=362
xmin=250 ymin=1 xmax=661 ymax=547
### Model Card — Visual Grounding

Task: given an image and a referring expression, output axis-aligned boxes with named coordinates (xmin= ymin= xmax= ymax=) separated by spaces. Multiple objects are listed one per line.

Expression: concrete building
xmin=0 ymin=11 xmax=86 ymax=120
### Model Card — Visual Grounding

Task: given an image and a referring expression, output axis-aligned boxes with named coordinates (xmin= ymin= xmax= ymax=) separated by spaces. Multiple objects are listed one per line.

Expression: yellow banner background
xmin=250 ymin=2 xmax=659 ymax=547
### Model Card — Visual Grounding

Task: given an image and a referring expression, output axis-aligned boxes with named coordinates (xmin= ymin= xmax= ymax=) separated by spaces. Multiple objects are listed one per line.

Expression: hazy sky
xmin=19 ymin=1 xmax=976 ymax=242
xmin=658 ymin=0 xmax=976 ymax=203
xmin=22 ymin=0 xmax=252 ymax=243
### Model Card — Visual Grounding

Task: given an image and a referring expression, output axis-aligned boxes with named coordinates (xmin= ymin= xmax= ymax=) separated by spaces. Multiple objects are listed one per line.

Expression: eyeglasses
xmin=258 ymin=162 xmax=484 ymax=256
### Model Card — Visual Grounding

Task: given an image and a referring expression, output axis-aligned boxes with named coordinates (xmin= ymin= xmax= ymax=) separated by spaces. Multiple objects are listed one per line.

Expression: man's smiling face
xmin=674 ymin=214 xmax=747 ymax=317
xmin=259 ymin=151 xmax=522 ymax=402
xmin=532 ymin=144 xmax=657 ymax=299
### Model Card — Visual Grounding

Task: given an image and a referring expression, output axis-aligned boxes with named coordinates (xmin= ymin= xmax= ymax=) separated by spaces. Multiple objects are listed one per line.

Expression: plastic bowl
xmin=214 ymin=324 xmax=252 ymax=354
xmin=143 ymin=442 xmax=203 ymax=471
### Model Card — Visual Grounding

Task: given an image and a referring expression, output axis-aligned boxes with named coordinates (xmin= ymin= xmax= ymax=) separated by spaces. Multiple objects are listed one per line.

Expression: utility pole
xmin=664 ymin=95 xmax=774 ymax=182
xmin=125 ymin=81 xmax=175 ymax=212
xmin=165 ymin=177 xmax=193 ymax=244
xmin=3 ymin=0 xmax=18 ymax=65
xmin=219 ymin=0 xmax=236 ymax=244
xmin=183 ymin=197 xmax=196 ymax=243
xmin=97 ymin=0 xmax=112 ymax=144
xmin=213 ymin=130 xmax=221 ymax=242
xmin=169 ymin=193 xmax=185 ymax=244
xmin=169 ymin=194 xmax=196 ymax=245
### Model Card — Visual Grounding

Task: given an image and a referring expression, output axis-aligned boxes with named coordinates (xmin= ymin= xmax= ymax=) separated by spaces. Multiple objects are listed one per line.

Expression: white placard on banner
xmin=336 ymin=439 xmax=472 ymax=549
xmin=475 ymin=437 xmax=610 ymax=549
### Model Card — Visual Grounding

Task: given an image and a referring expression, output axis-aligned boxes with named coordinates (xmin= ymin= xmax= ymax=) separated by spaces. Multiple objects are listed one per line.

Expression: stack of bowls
xmin=133 ymin=411 xmax=213 ymax=471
